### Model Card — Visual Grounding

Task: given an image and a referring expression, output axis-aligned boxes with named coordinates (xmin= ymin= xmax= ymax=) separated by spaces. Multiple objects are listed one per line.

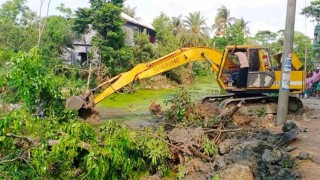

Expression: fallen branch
xmin=203 ymin=128 xmax=243 ymax=133
xmin=5 ymin=133 xmax=35 ymax=145
xmin=0 ymin=151 xmax=26 ymax=164
xmin=218 ymin=100 xmax=243 ymax=121
xmin=48 ymin=140 xmax=93 ymax=151
xmin=6 ymin=133 xmax=97 ymax=151
xmin=73 ymin=169 xmax=84 ymax=178
xmin=188 ymin=146 xmax=213 ymax=162
xmin=137 ymin=131 xmax=192 ymax=155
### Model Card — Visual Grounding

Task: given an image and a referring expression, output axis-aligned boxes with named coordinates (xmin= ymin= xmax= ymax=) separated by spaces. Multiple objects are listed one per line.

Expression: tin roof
xmin=121 ymin=12 xmax=154 ymax=31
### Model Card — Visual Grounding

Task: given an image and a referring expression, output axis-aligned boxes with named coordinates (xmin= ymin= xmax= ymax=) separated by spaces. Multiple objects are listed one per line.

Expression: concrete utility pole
xmin=276 ymin=0 xmax=296 ymax=126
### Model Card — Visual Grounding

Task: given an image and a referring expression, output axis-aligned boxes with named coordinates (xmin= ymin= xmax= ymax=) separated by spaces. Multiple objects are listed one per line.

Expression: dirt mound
xmin=214 ymin=122 xmax=299 ymax=179
xmin=220 ymin=164 xmax=254 ymax=180
xmin=183 ymin=158 xmax=213 ymax=180
xmin=164 ymin=122 xmax=300 ymax=179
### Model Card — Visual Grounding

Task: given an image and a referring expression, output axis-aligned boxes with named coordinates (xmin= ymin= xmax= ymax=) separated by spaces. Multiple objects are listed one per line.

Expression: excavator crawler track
xmin=201 ymin=94 xmax=303 ymax=115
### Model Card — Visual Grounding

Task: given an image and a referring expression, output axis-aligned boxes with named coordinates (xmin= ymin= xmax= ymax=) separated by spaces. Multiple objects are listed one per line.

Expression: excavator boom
xmin=66 ymin=47 xmax=227 ymax=111
xmin=94 ymin=47 xmax=224 ymax=105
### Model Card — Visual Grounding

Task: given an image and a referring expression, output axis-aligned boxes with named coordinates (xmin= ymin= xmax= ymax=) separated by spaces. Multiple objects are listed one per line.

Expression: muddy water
xmin=97 ymin=76 xmax=220 ymax=124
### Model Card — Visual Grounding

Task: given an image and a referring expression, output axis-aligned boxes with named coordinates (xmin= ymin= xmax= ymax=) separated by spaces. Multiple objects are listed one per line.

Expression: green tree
xmin=0 ymin=0 xmax=35 ymax=25
xmin=152 ymin=12 xmax=179 ymax=57
xmin=236 ymin=17 xmax=250 ymax=36
xmin=212 ymin=6 xmax=236 ymax=36
xmin=40 ymin=15 xmax=76 ymax=63
xmin=212 ymin=21 xmax=246 ymax=51
xmin=133 ymin=30 xmax=155 ymax=64
xmin=0 ymin=0 xmax=37 ymax=51
xmin=301 ymin=0 xmax=320 ymax=22
xmin=74 ymin=0 xmax=133 ymax=76
xmin=293 ymin=32 xmax=313 ymax=70
xmin=255 ymin=30 xmax=278 ymax=46
xmin=172 ymin=15 xmax=183 ymax=36
xmin=56 ymin=3 xmax=73 ymax=18
xmin=123 ymin=4 xmax=136 ymax=17
xmin=179 ymin=11 xmax=210 ymax=47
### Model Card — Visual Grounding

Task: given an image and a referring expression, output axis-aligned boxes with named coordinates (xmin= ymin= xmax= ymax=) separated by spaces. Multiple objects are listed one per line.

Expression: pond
xmin=97 ymin=75 xmax=220 ymax=124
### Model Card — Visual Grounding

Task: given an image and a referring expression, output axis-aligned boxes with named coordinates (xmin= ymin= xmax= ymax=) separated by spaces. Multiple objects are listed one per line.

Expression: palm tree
xmin=172 ymin=15 xmax=183 ymax=36
xmin=179 ymin=11 xmax=210 ymax=47
xmin=236 ymin=17 xmax=250 ymax=36
xmin=179 ymin=11 xmax=210 ymax=74
xmin=212 ymin=6 xmax=236 ymax=36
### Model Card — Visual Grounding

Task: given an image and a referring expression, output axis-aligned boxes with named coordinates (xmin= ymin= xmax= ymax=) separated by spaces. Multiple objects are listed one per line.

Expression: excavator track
xmin=201 ymin=94 xmax=303 ymax=115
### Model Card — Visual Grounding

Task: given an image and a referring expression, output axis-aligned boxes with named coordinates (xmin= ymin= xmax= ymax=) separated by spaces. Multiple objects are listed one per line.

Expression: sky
xmin=0 ymin=0 xmax=316 ymax=38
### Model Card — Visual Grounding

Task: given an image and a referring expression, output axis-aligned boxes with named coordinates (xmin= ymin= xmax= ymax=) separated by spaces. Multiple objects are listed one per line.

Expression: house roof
xmin=73 ymin=13 xmax=155 ymax=45
xmin=121 ymin=12 xmax=154 ymax=31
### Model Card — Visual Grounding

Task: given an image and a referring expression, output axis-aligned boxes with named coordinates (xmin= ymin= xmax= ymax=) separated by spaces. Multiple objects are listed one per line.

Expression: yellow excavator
xmin=66 ymin=45 xmax=306 ymax=120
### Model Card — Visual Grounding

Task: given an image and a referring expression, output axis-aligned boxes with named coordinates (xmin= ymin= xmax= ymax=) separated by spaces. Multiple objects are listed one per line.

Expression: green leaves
xmin=133 ymin=31 xmax=155 ymax=64
xmin=74 ymin=0 xmax=131 ymax=77
xmin=301 ymin=0 xmax=320 ymax=22
xmin=179 ymin=11 xmax=210 ymax=47
xmin=202 ymin=137 xmax=217 ymax=156
xmin=75 ymin=121 xmax=170 ymax=179
xmin=152 ymin=13 xmax=179 ymax=57
xmin=164 ymin=88 xmax=194 ymax=123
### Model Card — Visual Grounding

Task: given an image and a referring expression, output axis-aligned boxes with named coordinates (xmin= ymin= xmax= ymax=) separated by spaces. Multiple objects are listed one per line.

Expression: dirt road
xmin=270 ymin=97 xmax=320 ymax=179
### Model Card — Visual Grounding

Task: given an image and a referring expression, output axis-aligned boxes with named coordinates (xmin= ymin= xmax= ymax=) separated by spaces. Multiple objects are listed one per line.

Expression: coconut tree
xmin=212 ymin=5 xmax=236 ymax=36
xmin=179 ymin=11 xmax=210 ymax=74
xmin=172 ymin=15 xmax=183 ymax=36
xmin=236 ymin=17 xmax=250 ymax=36
xmin=179 ymin=11 xmax=210 ymax=47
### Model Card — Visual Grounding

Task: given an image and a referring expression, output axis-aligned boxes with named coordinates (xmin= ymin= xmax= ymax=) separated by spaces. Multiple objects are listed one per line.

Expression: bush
xmin=0 ymin=109 xmax=170 ymax=179
xmin=163 ymin=88 xmax=216 ymax=126
xmin=0 ymin=49 xmax=171 ymax=179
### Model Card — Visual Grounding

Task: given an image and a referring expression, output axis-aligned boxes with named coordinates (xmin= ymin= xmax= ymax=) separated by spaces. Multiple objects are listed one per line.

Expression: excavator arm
xmin=94 ymin=47 xmax=223 ymax=105
xmin=66 ymin=47 xmax=225 ymax=110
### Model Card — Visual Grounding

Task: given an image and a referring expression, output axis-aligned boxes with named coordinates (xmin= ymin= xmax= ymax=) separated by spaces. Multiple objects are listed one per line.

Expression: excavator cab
xmin=217 ymin=46 xmax=306 ymax=94
xmin=216 ymin=46 xmax=277 ymax=93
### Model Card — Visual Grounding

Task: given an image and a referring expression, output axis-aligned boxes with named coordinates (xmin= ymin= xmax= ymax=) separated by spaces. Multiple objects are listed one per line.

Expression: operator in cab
xmin=231 ymin=48 xmax=249 ymax=91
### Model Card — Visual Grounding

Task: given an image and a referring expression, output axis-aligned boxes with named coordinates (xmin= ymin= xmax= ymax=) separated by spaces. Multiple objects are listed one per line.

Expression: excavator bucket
xmin=66 ymin=94 xmax=100 ymax=124
xmin=66 ymin=95 xmax=87 ymax=111
xmin=78 ymin=107 xmax=100 ymax=124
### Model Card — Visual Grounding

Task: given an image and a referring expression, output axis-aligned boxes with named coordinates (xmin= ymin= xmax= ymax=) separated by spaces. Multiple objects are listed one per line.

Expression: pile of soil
xmin=165 ymin=122 xmax=300 ymax=180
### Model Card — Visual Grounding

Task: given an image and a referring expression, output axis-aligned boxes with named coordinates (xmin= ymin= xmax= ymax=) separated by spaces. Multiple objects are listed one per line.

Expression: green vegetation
xmin=301 ymin=0 xmax=320 ymax=22
xmin=179 ymin=11 xmax=210 ymax=47
xmin=0 ymin=0 xmax=314 ymax=178
xmin=100 ymin=75 xmax=219 ymax=109
xmin=74 ymin=0 xmax=133 ymax=76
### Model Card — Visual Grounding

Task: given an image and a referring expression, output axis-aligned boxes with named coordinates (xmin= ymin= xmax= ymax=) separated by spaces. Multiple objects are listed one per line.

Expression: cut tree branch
xmin=203 ymin=128 xmax=243 ymax=133
xmin=188 ymin=145 xmax=213 ymax=162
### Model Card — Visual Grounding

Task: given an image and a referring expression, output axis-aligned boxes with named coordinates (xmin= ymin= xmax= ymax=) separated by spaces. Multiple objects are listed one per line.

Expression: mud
xmin=216 ymin=122 xmax=299 ymax=179
xmin=165 ymin=122 xmax=300 ymax=180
